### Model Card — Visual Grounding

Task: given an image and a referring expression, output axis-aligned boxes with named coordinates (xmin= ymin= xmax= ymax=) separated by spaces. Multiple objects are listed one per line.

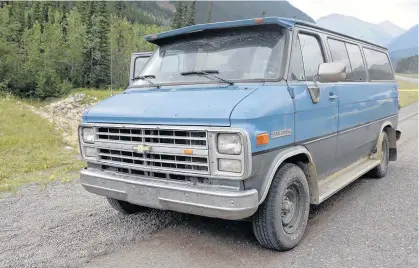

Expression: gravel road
xmin=1 ymin=104 xmax=417 ymax=268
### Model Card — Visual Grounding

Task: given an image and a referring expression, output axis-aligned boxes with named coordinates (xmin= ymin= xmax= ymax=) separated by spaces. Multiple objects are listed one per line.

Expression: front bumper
xmin=80 ymin=169 xmax=259 ymax=220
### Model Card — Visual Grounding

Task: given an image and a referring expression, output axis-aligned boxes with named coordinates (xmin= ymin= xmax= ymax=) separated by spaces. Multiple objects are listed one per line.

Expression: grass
xmin=397 ymin=73 xmax=419 ymax=79
xmin=397 ymin=79 xmax=418 ymax=107
xmin=0 ymin=97 xmax=84 ymax=193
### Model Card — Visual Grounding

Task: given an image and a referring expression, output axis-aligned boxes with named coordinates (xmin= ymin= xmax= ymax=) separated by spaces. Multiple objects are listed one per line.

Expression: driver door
xmin=288 ymin=30 xmax=339 ymax=179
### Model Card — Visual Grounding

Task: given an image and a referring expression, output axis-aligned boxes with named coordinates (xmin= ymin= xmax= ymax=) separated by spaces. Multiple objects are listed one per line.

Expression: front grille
xmin=96 ymin=127 xmax=207 ymax=148
xmin=97 ymin=148 xmax=209 ymax=174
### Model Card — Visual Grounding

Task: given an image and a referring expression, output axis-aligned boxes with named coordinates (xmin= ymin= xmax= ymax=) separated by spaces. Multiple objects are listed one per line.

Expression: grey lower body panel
xmin=80 ymin=169 xmax=259 ymax=220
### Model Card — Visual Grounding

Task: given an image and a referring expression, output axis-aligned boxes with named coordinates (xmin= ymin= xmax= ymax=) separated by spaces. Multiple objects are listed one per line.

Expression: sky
xmin=287 ymin=0 xmax=418 ymax=29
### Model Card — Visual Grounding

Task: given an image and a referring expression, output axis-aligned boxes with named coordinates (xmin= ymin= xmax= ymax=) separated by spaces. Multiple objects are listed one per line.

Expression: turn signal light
xmin=184 ymin=149 xmax=193 ymax=155
xmin=255 ymin=18 xmax=264 ymax=24
xmin=256 ymin=133 xmax=269 ymax=145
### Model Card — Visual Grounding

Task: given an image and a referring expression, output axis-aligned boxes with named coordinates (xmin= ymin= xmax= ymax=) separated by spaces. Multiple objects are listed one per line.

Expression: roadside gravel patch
xmin=0 ymin=179 xmax=181 ymax=268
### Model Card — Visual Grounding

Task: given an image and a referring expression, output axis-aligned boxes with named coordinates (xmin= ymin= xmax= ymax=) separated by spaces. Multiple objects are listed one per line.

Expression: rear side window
xmin=299 ymin=33 xmax=325 ymax=81
xmin=288 ymin=35 xmax=305 ymax=81
xmin=363 ymin=48 xmax=394 ymax=80
xmin=328 ymin=39 xmax=353 ymax=80
xmin=134 ymin=57 xmax=150 ymax=78
xmin=346 ymin=43 xmax=367 ymax=81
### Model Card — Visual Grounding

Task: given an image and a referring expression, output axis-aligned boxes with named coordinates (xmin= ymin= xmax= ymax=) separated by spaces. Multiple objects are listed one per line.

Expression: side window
xmin=299 ymin=33 xmax=325 ymax=81
xmin=345 ymin=43 xmax=367 ymax=81
xmin=328 ymin=38 xmax=353 ymax=80
xmin=288 ymin=35 xmax=305 ymax=81
xmin=363 ymin=48 xmax=394 ymax=80
xmin=134 ymin=57 xmax=150 ymax=78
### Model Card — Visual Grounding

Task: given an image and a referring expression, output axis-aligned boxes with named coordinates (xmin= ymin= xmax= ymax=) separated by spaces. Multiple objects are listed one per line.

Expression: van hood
xmin=83 ymin=84 xmax=261 ymax=126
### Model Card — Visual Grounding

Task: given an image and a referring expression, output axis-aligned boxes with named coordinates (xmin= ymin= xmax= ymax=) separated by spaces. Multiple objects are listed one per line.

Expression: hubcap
xmin=281 ymin=183 xmax=303 ymax=234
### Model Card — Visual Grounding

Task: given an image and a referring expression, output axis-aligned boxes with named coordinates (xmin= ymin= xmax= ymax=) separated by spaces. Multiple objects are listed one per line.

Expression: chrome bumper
xmin=80 ymin=169 xmax=259 ymax=220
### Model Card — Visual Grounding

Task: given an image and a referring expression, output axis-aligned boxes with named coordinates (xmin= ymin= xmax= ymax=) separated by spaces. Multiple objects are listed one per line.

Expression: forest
xmin=0 ymin=1 xmax=173 ymax=99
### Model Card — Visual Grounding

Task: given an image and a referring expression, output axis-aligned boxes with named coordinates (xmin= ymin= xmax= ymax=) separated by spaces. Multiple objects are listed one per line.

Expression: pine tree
xmin=261 ymin=10 xmax=266 ymax=17
xmin=171 ymin=1 xmax=183 ymax=29
xmin=206 ymin=1 xmax=213 ymax=23
xmin=32 ymin=1 xmax=42 ymax=23
xmin=11 ymin=2 xmax=25 ymax=39
xmin=86 ymin=1 xmax=111 ymax=88
xmin=27 ymin=11 xmax=33 ymax=29
xmin=185 ymin=1 xmax=196 ymax=26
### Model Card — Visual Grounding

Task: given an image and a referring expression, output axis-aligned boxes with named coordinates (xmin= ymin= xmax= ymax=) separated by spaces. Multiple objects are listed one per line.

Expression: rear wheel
xmin=252 ymin=163 xmax=310 ymax=251
xmin=369 ymin=132 xmax=389 ymax=178
xmin=107 ymin=198 xmax=150 ymax=214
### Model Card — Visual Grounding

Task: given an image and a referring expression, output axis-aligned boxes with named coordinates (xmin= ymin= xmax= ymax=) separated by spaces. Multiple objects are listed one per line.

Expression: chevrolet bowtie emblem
xmin=133 ymin=144 xmax=152 ymax=153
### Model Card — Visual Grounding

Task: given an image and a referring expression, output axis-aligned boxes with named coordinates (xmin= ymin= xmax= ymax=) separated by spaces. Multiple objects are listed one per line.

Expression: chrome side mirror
xmin=318 ymin=62 xmax=346 ymax=83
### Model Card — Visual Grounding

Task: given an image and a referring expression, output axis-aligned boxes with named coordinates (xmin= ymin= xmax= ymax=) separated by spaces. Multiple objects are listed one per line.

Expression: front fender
xmin=244 ymin=145 xmax=319 ymax=204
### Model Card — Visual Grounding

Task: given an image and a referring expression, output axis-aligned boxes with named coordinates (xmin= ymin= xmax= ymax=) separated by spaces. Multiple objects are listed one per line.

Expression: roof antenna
xmin=110 ymin=15 xmax=114 ymax=97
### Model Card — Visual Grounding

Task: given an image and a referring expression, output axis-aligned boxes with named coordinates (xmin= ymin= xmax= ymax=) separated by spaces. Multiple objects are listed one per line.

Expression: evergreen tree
xmin=27 ymin=11 xmax=33 ymax=29
xmin=171 ymin=1 xmax=183 ymax=29
xmin=32 ymin=1 xmax=42 ymax=23
xmin=87 ymin=1 xmax=111 ymax=87
xmin=186 ymin=1 xmax=196 ymax=26
xmin=10 ymin=2 xmax=25 ymax=40
xmin=261 ymin=10 xmax=266 ymax=17
xmin=113 ymin=1 xmax=126 ymax=18
xmin=42 ymin=1 xmax=50 ymax=24
xmin=206 ymin=1 xmax=213 ymax=23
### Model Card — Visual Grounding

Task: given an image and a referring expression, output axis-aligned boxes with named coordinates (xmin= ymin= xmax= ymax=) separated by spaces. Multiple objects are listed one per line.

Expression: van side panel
xmin=334 ymin=81 xmax=398 ymax=170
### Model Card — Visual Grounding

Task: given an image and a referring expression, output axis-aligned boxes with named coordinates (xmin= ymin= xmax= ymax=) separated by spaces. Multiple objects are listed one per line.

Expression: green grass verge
xmin=0 ymin=97 xmax=85 ymax=193
xmin=397 ymin=79 xmax=418 ymax=107
xmin=397 ymin=73 xmax=419 ymax=79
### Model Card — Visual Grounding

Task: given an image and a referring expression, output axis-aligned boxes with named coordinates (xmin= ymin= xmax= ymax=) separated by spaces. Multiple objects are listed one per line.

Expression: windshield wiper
xmin=180 ymin=70 xmax=234 ymax=85
xmin=134 ymin=74 xmax=160 ymax=88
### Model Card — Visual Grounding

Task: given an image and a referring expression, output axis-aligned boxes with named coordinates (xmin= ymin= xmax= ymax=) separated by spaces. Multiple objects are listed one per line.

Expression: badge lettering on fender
xmin=271 ymin=129 xmax=292 ymax=139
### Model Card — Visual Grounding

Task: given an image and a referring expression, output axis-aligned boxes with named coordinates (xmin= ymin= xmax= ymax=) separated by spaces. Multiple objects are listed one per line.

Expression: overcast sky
xmin=287 ymin=0 xmax=418 ymax=29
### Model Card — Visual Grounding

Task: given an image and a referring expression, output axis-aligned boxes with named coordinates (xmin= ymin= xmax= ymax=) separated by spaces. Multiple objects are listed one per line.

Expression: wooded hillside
xmin=0 ymin=1 xmax=167 ymax=99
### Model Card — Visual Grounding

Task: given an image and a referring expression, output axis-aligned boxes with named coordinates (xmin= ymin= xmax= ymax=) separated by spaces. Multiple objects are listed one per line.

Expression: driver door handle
xmin=329 ymin=94 xmax=338 ymax=100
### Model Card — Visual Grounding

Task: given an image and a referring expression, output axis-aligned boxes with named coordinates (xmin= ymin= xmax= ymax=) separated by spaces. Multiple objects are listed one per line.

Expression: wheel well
xmin=284 ymin=153 xmax=310 ymax=165
xmin=283 ymin=153 xmax=319 ymax=204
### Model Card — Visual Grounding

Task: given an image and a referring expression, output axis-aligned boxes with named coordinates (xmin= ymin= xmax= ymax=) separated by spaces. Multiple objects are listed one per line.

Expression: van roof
xmin=145 ymin=16 xmax=387 ymax=50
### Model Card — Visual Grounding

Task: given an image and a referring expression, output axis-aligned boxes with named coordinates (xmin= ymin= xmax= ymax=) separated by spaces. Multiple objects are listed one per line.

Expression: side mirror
xmin=318 ymin=62 xmax=346 ymax=83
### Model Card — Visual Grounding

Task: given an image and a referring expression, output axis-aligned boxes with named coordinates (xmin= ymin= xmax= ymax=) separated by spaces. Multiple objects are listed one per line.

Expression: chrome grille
xmin=97 ymin=148 xmax=209 ymax=174
xmin=96 ymin=127 xmax=207 ymax=148
xmin=101 ymin=165 xmax=210 ymax=183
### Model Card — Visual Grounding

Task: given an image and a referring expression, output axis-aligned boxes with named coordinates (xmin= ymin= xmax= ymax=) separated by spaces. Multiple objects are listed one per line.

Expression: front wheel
xmin=107 ymin=198 xmax=150 ymax=214
xmin=252 ymin=163 xmax=310 ymax=251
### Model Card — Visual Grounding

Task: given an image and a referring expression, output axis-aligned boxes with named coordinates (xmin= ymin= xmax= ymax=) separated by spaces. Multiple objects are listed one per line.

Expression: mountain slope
xmin=316 ymin=14 xmax=393 ymax=46
xmin=388 ymin=25 xmax=419 ymax=61
xmin=193 ymin=1 xmax=314 ymax=24
xmin=378 ymin=20 xmax=405 ymax=38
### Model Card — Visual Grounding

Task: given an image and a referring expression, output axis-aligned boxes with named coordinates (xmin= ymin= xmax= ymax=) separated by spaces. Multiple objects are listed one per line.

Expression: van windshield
xmin=133 ymin=25 xmax=286 ymax=87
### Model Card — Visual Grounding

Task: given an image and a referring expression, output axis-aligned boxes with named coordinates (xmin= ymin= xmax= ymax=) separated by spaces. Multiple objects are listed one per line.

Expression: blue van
xmin=79 ymin=17 xmax=401 ymax=251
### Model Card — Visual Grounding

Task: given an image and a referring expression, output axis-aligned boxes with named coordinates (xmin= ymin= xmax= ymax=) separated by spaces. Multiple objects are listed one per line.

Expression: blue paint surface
xmin=83 ymin=84 xmax=261 ymax=126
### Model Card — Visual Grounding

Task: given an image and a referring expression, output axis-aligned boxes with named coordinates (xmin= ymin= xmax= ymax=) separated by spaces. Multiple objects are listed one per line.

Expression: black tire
xmin=252 ymin=163 xmax=310 ymax=251
xmin=369 ymin=132 xmax=389 ymax=178
xmin=107 ymin=197 xmax=149 ymax=214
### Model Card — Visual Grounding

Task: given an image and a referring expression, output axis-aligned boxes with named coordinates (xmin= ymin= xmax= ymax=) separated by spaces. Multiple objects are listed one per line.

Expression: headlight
xmin=82 ymin=127 xmax=95 ymax=143
xmin=217 ymin=134 xmax=242 ymax=155
xmin=218 ymin=159 xmax=242 ymax=173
